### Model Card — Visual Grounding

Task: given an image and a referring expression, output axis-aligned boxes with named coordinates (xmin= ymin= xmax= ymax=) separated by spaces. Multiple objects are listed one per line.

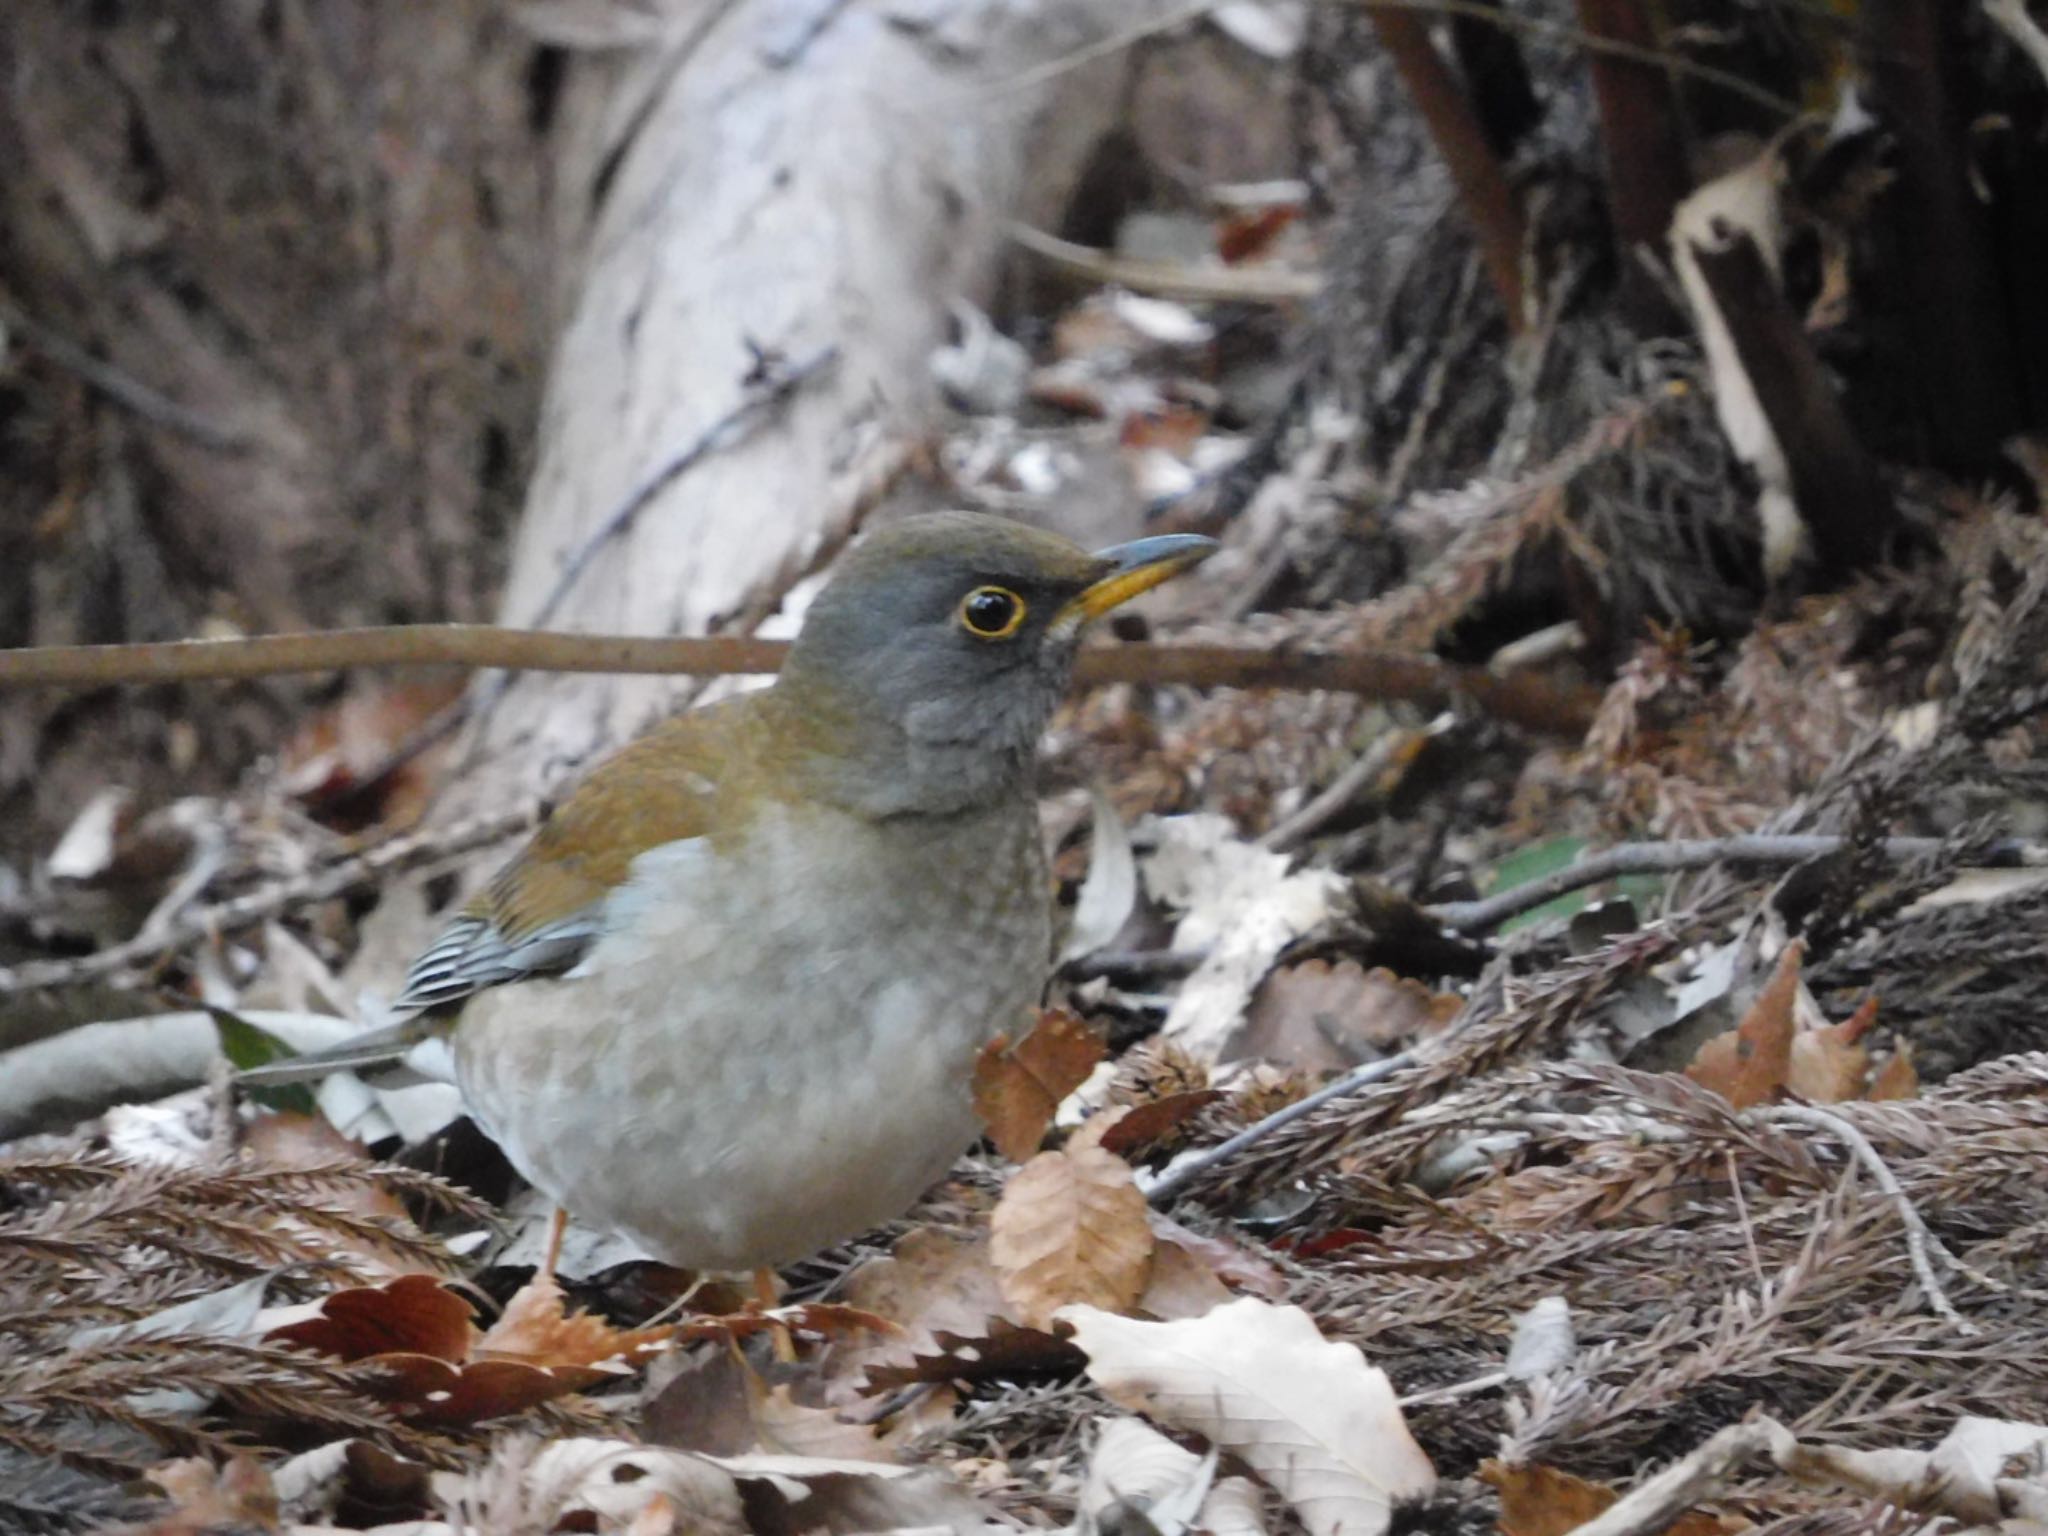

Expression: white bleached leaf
xmin=1060 ymin=1297 xmax=1435 ymax=1536
xmin=1140 ymin=815 xmax=1347 ymax=1060
xmin=1060 ymin=789 xmax=1138 ymax=964
xmin=1079 ymin=1419 xmax=1216 ymax=1536
xmin=1505 ymin=1295 xmax=1575 ymax=1381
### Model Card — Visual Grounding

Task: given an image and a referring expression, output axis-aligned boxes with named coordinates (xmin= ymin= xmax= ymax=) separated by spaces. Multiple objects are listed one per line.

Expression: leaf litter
xmin=11 ymin=36 xmax=2048 ymax=1536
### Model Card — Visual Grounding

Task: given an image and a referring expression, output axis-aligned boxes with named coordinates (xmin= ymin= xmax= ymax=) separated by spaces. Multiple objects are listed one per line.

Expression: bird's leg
xmin=754 ymin=1266 xmax=797 ymax=1364
xmin=540 ymin=1206 xmax=569 ymax=1282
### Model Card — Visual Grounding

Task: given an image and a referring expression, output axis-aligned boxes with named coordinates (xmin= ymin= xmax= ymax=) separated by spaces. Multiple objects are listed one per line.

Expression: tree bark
xmin=457 ymin=0 xmax=1181 ymax=800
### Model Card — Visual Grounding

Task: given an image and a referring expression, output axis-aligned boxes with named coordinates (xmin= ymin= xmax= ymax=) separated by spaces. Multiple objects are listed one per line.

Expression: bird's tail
xmin=236 ymin=1017 xmax=438 ymax=1087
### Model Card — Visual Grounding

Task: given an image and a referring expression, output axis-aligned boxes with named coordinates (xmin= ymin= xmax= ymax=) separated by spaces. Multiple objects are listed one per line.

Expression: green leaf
xmin=209 ymin=1006 xmax=318 ymax=1115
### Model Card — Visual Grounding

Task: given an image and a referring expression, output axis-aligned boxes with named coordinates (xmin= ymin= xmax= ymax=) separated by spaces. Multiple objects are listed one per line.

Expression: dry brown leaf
xmin=1868 ymin=1042 xmax=1920 ymax=1100
xmin=142 ymin=1455 xmax=280 ymax=1534
xmin=270 ymin=1271 xmax=669 ymax=1427
xmin=479 ymin=1271 xmax=673 ymax=1368
xmin=1687 ymin=942 xmax=1803 ymax=1108
xmin=1061 ymin=1298 xmax=1436 ymax=1536
xmin=990 ymin=1144 xmax=1154 ymax=1328
xmin=1787 ymin=994 xmax=1877 ymax=1103
xmin=973 ymin=1009 xmax=1108 ymax=1162
xmin=1479 ymin=1458 xmax=1616 ymax=1536
xmin=1138 ymin=1234 xmax=1234 ymax=1320
xmin=1245 ymin=961 xmax=1462 ymax=1073
xmin=1095 ymin=1088 xmax=1223 ymax=1163
xmin=828 ymin=1229 xmax=1014 ymax=1400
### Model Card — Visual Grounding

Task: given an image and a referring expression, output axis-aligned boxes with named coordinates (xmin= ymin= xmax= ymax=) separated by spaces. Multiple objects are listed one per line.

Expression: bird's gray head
xmin=775 ymin=511 xmax=1214 ymax=817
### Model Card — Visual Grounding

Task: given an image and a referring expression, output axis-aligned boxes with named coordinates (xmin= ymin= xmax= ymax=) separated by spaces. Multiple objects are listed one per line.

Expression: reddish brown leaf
xmin=1687 ymin=942 xmax=1803 ymax=1109
xmin=269 ymin=1273 xmax=476 ymax=1363
xmin=973 ymin=1009 xmax=1108 ymax=1162
xmin=1479 ymin=1459 xmax=1617 ymax=1536
xmin=1095 ymin=1090 xmax=1223 ymax=1162
xmin=1868 ymin=1043 xmax=1920 ymax=1101
xmin=1216 ymin=204 xmax=1300 ymax=265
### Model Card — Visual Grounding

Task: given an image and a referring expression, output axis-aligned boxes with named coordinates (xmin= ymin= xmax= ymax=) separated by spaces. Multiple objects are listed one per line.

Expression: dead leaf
xmin=1687 ymin=942 xmax=1803 ymax=1109
xmin=992 ymin=1145 xmax=1154 ymax=1328
xmin=1217 ymin=204 xmax=1300 ymax=265
xmin=862 ymin=1316 xmax=1085 ymax=1392
xmin=831 ymin=1229 xmax=1013 ymax=1394
xmin=1244 ymin=960 xmax=1460 ymax=1073
xmin=1479 ymin=1459 xmax=1616 ymax=1536
xmin=973 ymin=1009 xmax=1107 ymax=1162
xmin=1061 ymin=1297 xmax=1436 ymax=1536
xmin=1094 ymin=1089 xmax=1223 ymax=1163
xmin=1868 ymin=1043 xmax=1920 ymax=1100
xmin=1786 ymin=994 xmax=1877 ymax=1103
xmin=1137 ymin=1234 xmax=1234 ymax=1320
xmin=1148 ymin=1212 xmax=1290 ymax=1300
xmin=270 ymin=1271 xmax=670 ymax=1427
xmin=479 ymin=1271 xmax=673 ymax=1369
xmin=142 ymin=1455 xmax=279 ymax=1534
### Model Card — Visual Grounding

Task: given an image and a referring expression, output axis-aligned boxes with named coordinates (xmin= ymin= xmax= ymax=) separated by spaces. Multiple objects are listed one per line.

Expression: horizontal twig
xmin=0 ymin=808 xmax=536 ymax=998
xmin=1432 ymin=834 xmax=2040 ymax=934
xmin=0 ymin=629 xmax=1601 ymax=735
xmin=1007 ymin=223 xmax=1322 ymax=304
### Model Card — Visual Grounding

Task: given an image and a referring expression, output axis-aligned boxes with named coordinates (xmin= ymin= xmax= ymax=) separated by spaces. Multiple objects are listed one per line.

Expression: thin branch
xmin=0 ymin=301 xmax=254 ymax=453
xmin=1367 ymin=5 xmax=1529 ymax=330
xmin=1145 ymin=1049 xmax=1418 ymax=1208
xmin=0 ymin=631 xmax=1602 ymax=735
xmin=1006 ymin=223 xmax=1321 ymax=304
xmin=987 ymin=0 xmax=1798 ymax=118
xmin=1431 ymin=834 xmax=2039 ymax=933
xmin=1261 ymin=721 xmax=1426 ymax=852
xmin=1564 ymin=1419 xmax=1794 ymax=1536
xmin=1764 ymin=1104 xmax=1973 ymax=1333
xmin=0 ymin=807 xmax=536 ymax=997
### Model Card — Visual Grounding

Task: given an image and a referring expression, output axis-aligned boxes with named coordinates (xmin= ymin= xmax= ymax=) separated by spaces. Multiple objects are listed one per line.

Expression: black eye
xmin=958 ymin=585 xmax=1027 ymax=639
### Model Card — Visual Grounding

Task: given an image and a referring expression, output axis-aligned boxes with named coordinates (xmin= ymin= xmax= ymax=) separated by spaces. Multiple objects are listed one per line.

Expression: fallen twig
xmin=1431 ymin=833 xmax=2040 ymax=933
xmin=1764 ymin=1103 xmax=1974 ymax=1333
xmin=0 ymin=632 xmax=1601 ymax=735
xmin=1986 ymin=0 xmax=2048 ymax=89
xmin=0 ymin=300 xmax=253 ymax=453
xmin=0 ymin=807 xmax=537 ymax=997
xmin=1144 ymin=1049 xmax=1418 ymax=1209
xmin=1007 ymin=223 xmax=1321 ymax=304
xmin=1562 ymin=1418 xmax=1792 ymax=1536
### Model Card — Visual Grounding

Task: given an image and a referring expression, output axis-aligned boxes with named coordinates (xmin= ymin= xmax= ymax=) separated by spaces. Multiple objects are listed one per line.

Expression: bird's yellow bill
xmin=1064 ymin=533 xmax=1219 ymax=623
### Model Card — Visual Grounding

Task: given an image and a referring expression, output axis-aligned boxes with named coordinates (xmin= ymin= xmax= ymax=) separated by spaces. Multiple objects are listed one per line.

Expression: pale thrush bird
xmin=246 ymin=512 xmax=1214 ymax=1272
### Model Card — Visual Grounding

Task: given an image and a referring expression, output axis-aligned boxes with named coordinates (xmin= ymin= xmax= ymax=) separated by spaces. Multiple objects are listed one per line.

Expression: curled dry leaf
xmin=831 ymin=1229 xmax=1014 ymax=1399
xmin=972 ymin=1008 xmax=1108 ymax=1163
xmin=1059 ymin=1297 xmax=1436 ymax=1536
xmin=861 ymin=1317 xmax=1085 ymax=1393
xmin=991 ymin=1144 xmax=1155 ymax=1329
xmin=269 ymin=1271 xmax=670 ymax=1427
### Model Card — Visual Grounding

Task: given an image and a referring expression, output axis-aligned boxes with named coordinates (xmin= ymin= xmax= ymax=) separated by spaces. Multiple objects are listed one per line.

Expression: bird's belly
xmin=453 ymin=815 xmax=1046 ymax=1270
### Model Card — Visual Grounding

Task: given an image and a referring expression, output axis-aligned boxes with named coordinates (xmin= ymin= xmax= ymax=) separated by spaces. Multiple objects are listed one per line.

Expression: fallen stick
xmin=0 ymin=630 xmax=1601 ymax=736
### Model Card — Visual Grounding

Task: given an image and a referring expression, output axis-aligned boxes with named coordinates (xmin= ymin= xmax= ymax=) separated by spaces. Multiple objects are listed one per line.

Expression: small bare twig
xmin=1562 ymin=1418 xmax=1794 ymax=1536
xmin=1006 ymin=223 xmax=1321 ymax=304
xmin=1763 ymin=1103 xmax=1974 ymax=1333
xmin=1432 ymin=834 xmax=2039 ymax=933
xmin=0 ymin=301 xmax=253 ymax=453
xmin=1145 ymin=1049 xmax=1418 ymax=1209
xmin=0 ymin=808 xmax=537 ymax=997
xmin=1261 ymin=721 xmax=1428 ymax=852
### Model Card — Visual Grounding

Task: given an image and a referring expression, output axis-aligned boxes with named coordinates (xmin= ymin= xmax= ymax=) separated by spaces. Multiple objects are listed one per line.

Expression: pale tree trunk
xmin=459 ymin=0 xmax=1174 ymax=799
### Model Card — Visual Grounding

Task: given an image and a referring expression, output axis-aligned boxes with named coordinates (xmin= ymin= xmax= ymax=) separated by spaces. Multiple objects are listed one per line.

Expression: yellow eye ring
xmin=958 ymin=585 xmax=1027 ymax=639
